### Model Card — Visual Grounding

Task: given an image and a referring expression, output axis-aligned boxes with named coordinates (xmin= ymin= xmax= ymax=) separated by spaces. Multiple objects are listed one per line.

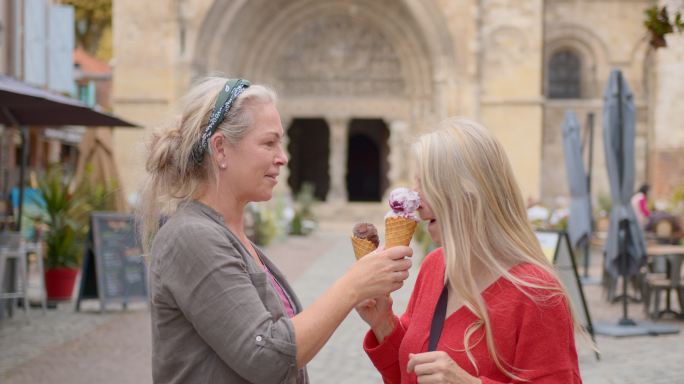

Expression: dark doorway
xmin=287 ymin=118 xmax=329 ymax=200
xmin=346 ymin=119 xmax=389 ymax=201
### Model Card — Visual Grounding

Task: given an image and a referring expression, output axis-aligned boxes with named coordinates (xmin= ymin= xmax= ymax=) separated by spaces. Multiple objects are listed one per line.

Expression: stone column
xmin=327 ymin=117 xmax=349 ymax=202
xmin=388 ymin=120 xmax=409 ymax=193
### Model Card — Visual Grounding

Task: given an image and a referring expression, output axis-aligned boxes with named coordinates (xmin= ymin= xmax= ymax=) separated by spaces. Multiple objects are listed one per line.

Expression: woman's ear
xmin=210 ymin=133 xmax=228 ymax=169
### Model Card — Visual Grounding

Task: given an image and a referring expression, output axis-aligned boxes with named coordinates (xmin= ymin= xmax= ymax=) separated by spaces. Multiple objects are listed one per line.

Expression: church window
xmin=548 ymin=50 xmax=581 ymax=99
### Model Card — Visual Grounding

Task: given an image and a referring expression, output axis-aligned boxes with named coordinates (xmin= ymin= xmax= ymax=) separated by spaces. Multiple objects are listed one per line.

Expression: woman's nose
xmin=276 ymin=146 xmax=288 ymax=166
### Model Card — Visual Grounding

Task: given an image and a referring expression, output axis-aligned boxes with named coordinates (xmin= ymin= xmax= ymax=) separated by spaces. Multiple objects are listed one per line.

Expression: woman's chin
xmin=253 ymin=194 xmax=272 ymax=202
xmin=245 ymin=190 xmax=272 ymax=203
xmin=257 ymin=190 xmax=274 ymax=202
xmin=430 ymin=236 xmax=442 ymax=246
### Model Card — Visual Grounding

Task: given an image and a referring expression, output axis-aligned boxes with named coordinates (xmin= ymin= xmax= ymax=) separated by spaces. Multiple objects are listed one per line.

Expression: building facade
xmin=111 ymin=0 xmax=683 ymax=207
xmin=0 ymin=0 xmax=76 ymax=210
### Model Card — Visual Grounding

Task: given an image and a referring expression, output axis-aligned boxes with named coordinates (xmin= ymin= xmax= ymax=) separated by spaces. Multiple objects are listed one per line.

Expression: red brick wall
xmin=651 ymin=149 xmax=684 ymax=199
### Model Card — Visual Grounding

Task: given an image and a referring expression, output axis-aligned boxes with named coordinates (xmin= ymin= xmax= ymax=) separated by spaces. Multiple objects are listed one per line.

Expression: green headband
xmin=192 ymin=78 xmax=251 ymax=164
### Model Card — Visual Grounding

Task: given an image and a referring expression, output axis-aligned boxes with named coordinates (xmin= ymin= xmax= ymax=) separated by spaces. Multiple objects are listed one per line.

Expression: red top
xmin=638 ymin=195 xmax=651 ymax=218
xmin=364 ymin=248 xmax=581 ymax=384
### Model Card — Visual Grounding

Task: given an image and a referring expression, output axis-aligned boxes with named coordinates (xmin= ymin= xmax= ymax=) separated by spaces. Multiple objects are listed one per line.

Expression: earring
xmin=220 ymin=164 xmax=226 ymax=169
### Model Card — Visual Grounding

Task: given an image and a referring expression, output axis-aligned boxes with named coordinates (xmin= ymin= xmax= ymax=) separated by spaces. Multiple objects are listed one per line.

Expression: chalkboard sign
xmin=76 ymin=212 xmax=147 ymax=312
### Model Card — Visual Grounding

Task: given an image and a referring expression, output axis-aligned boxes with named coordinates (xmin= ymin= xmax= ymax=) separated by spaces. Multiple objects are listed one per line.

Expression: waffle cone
xmin=384 ymin=216 xmax=417 ymax=248
xmin=351 ymin=236 xmax=378 ymax=260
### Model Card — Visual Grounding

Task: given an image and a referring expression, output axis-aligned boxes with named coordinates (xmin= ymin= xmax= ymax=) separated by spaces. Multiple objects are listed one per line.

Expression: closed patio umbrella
xmin=0 ymin=75 xmax=137 ymax=230
xmin=602 ymin=69 xmax=646 ymax=325
xmin=562 ymin=111 xmax=592 ymax=250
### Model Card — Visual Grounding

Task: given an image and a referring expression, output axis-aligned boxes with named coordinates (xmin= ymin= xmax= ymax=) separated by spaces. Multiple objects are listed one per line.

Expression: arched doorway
xmin=287 ymin=118 xmax=330 ymax=200
xmin=346 ymin=119 xmax=389 ymax=202
xmin=191 ymin=0 xmax=457 ymax=202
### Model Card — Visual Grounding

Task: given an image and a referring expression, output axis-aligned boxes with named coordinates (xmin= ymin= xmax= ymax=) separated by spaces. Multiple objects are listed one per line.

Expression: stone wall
xmin=111 ymin=0 xmax=679 ymax=207
xmin=113 ymin=0 xmax=466 ymax=202
xmin=111 ymin=0 xmax=178 ymax=201
xmin=541 ymin=102 xmax=650 ymax=204
xmin=540 ymin=0 xmax=653 ymax=204
xmin=479 ymin=0 xmax=544 ymax=200
xmin=652 ymin=18 xmax=684 ymax=198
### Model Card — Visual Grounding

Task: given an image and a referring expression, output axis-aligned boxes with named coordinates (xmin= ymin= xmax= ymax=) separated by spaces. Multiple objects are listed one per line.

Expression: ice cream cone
xmin=384 ymin=216 xmax=417 ymax=248
xmin=351 ymin=236 xmax=377 ymax=260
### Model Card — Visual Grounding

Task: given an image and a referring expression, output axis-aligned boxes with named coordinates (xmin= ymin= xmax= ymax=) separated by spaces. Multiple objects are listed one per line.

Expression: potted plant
xmin=78 ymin=163 xmax=121 ymax=212
xmin=595 ymin=194 xmax=612 ymax=233
xmin=289 ymin=182 xmax=317 ymax=236
xmin=33 ymin=166 xmax=89 ymax=301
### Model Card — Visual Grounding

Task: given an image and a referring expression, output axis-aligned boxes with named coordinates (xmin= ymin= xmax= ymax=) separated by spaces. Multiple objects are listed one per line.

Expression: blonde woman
xmin=140 ymin=77 xmax=413 ymax=383
xmin=357 ymin=118 xmax=581 ymax=383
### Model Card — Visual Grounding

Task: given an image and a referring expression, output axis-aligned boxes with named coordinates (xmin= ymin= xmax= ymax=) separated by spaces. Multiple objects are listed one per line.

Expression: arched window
xmin=548 ymin=50 xmax=581 ymax=99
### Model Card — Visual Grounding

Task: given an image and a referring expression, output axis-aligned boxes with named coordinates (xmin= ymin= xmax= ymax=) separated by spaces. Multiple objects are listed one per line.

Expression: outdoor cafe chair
xmin=0 ymin=231 xmax=29 ymax=319
xmin=646 ymin=213 xmax=682 ymax=245
xmin=655 ymin=220 xmax=674 ymax=243
xmin=643 ymin=251 xmax=684 ymax=319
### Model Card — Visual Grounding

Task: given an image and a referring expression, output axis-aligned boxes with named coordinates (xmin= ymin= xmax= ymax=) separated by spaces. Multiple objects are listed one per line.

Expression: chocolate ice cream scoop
xmin=352 ymin=222 xmax=379 ymax=248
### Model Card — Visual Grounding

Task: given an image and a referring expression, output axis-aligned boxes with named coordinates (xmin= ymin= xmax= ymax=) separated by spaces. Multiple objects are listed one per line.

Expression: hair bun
xmin=146 ymin=128 xmax=182 ymax=173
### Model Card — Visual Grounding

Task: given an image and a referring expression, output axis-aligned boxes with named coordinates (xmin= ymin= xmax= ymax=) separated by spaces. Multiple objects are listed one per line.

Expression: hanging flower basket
xmin=644 ymin=6 xmax=684 ymax=49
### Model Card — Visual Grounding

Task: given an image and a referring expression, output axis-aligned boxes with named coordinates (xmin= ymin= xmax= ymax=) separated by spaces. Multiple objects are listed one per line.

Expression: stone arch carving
xmin=192 ymin=0 xmax=458 ymax=122
xmin=274 ymin=13 xmax=405 ymax=97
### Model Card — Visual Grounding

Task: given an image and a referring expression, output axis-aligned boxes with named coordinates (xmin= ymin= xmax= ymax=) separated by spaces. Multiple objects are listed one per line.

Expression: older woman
xmin=140 ymin=77 xmax=413 ymax=383
xmin=357 ymin=118 xmax=582 ymax=383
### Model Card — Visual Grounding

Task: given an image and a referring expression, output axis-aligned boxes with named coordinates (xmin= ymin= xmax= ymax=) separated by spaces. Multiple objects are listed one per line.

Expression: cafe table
xmin=646 ymin=244 xmax=684 ymax=319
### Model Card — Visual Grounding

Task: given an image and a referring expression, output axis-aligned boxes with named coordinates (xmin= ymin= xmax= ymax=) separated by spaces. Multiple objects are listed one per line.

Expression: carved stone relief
xmin=483 ymin=26 xmax=529 ymax=72
xmin=484 ymin=0 xmax=538 ymax=21
xmin=276 ymin=13 xmax=405 ymax=96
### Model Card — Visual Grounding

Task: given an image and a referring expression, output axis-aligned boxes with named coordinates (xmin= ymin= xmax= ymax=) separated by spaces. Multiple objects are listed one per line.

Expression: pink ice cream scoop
xmin=386 ymin=187 xmax=420 ymax=220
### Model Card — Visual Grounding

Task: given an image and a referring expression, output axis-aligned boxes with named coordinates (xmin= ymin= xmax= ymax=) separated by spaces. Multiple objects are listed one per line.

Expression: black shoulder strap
xmin=428 ymin=284 xmax=449 ymax=351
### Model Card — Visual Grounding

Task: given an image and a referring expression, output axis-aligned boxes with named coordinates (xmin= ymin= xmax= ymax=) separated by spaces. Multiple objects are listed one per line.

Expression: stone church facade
xmin=112 ymin=0 xmax=684 ymax=206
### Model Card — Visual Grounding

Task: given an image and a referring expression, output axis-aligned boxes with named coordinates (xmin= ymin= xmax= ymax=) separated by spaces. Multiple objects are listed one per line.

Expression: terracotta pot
xmin=596 ymin=217 xmax=610 ymax=232
xmin=44 ymin=267 xmax=79 ymax=301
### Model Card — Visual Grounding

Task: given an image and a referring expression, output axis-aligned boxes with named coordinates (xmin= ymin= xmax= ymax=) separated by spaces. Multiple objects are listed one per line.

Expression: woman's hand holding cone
xmin=343 ymin=245 xmax=413 ymax=303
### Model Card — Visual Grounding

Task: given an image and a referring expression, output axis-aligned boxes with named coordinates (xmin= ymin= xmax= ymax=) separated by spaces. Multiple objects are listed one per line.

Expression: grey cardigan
xmin=149 ymin=200 xmax=308 ymax=383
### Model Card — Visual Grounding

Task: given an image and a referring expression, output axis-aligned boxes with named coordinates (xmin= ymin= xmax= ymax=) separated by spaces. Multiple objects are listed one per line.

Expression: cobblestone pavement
xmin=2 ymin=222 xmax=684 ymax=383
xmin=299 ymin=225 xmax=684 ymax=384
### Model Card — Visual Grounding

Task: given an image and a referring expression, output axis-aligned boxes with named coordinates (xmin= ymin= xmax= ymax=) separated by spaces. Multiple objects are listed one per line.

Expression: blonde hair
xmin=414 ymin=118 xmax=580 ymax=380
xmin=139 ymin=77 xmax=276 ymax=252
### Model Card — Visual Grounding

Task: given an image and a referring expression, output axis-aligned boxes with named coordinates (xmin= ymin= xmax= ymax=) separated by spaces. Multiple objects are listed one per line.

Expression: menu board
xmin=76 ymin=212 xmax=147 ymax=312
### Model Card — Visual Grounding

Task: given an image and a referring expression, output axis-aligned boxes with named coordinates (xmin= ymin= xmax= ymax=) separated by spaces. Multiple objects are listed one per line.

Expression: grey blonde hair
xmin=139 ymin=77 xmax=276 ymax=252
xmin=414 ymin=118 xmax=581 ymax=381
